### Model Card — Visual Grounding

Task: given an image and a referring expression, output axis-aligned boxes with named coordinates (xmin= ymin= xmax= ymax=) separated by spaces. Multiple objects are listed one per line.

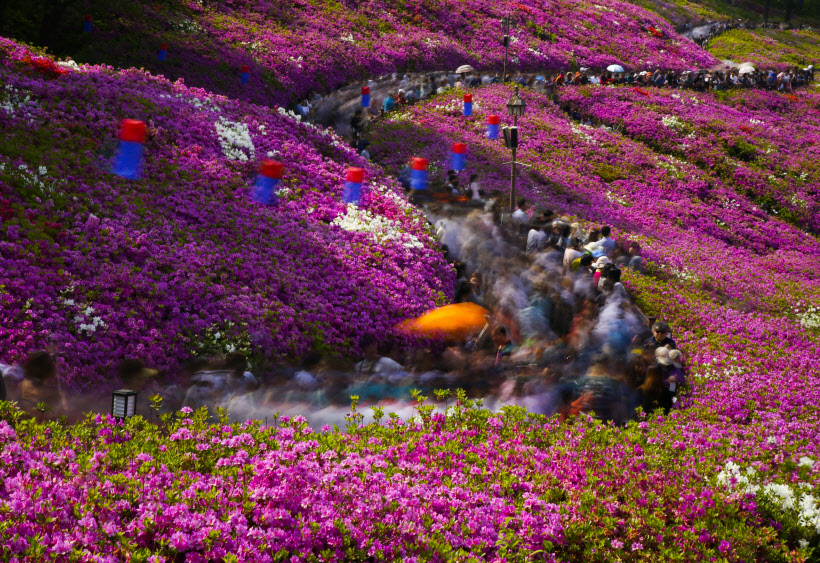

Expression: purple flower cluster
xmin=0 ymin=37 xmax=453 ymax=390
xmin=558 ymin=85 xmax=820 ymax=232
xmin=3 ymin=397 xmax=813 ymax=561
xmin=369 ymin=85 xmax=820 ymax=513
xmin=66 ymin=0 xmax=716 ymax=106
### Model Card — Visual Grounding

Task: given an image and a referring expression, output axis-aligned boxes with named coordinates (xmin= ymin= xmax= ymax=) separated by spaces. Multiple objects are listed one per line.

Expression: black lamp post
xmin=504 ymin=85 xmax=526 ymax=213
xmin=500 ymin=13 xmax=518 ymax=83
xmin=111 ymin=389 xmax=137 ymax=420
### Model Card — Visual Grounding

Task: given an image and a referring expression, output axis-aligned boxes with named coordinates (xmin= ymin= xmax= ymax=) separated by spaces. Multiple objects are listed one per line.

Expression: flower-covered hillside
xmin=559 ymin=85 xmax=820 ymax=232
xmin=369 ymin=87 xmax=820 ymax=516
xmin=11 ymin=0 xmax=716 ymax=107
xmin=709 ymin=28 xmax=820 ymax=69
xmin=0 ymin=37 xmax=453 ymax=390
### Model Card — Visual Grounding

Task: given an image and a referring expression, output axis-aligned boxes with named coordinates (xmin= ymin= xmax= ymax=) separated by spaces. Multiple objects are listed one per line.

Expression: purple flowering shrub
xmin=1 ymin=392 xmax=814 ymax=561
xmin=558 ymin=85 xmax=820 ymax=232
xmin=0 ymin=37 xmax=453 ymax=390
xmin=370 ymin=86 xmax=820 ymax=553
xmin=57 ymin=0 xmax=716 ymax=107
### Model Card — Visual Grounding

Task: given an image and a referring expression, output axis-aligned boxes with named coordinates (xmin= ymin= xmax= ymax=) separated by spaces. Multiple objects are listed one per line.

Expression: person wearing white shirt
xmin=469 ymin=174 xmax=482 ymax=200
xmin=512 ymin=198 xmax=529 ymax=223
xmin=526 ymin=224 xmax=548 ymax=254
xmin=563 ymin=242 xmax=584 ymax=271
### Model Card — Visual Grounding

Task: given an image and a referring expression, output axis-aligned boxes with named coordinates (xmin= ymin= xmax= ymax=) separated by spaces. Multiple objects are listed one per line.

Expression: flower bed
xmin=0 ymin=37 xmax=453 ymax=390
xmin=557 ymin=85 xmax=820 ymax=232
xmin=369 ymin=86 xmax=820 ymax=555
xmin=2 ymin=394 xmax=818 ymax=561
xmin=27 ymin=0 xmax=716 ymax=107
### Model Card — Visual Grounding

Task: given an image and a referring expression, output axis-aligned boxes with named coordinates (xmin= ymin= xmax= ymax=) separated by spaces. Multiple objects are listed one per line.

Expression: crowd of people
xmin=338 ymin=57 xmax=813 ymax=155
xmin=0 ymin=196 xmax=685 ymax=427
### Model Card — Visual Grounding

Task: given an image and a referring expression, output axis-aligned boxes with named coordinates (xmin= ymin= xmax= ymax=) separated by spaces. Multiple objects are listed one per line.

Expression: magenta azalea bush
xmin=61 ymin=0 xmax=716 ymax=107
xmin=0 ymin=37 xmax=453 ymax=390
xmin=558 ymin=85 xmax=820 ymax=232
xmin=369 ymin=84 xmax=820 ymax=555
xmin=2 ymin=393 xmax=818 ymax=562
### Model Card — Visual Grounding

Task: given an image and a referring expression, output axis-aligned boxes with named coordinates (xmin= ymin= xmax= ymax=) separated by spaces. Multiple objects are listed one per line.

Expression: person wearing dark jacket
xmin=643 ymin=321 xmax=677 ymax=351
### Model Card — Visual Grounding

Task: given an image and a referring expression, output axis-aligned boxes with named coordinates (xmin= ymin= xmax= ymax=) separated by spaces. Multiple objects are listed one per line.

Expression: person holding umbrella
xmin=456 ymin=64 xmax=474 ymax=85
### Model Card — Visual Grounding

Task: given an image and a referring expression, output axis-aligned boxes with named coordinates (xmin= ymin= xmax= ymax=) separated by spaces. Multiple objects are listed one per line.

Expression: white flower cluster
xmin=749 ymin=118 xmax=765 ymax=125
xmin=661 ymin=115 xmax=685 ymax=130
xmin=340 ymin=33 xmax=355 ymax=43
xmin=1 ymin=84 xmax=36 ymax=117
xmin=159 ymin=93 xmax=222 ymax=113
xmin=173 ymin=19 xmax=202 ymax=35
xmin=332 ymin=203 xmax=423 ymax=250
xmin=717 ymin=460 xmax=820 ymax=535
xmin=695 ymin=361 xmax=745 ymax=381
xmin=721 ymin=198 xmax=740 ymax=209
xmin=793 ymin=304 xmax=820 ymax=330
xmin=56 ymin=59 xmax=81 ymax=71
xmin=72 ymin=306 xmax=106 ymax=335
xmin=215 ymin=118 xmax=255 ymax=162
xmin=276 ymin=106 xmax=302 ymax=123
xmin=570 ymin=123 xmax=597 ymax=144
xmin=605 ymin=190 xmax=629 ymax=207
xmin=0 ymin=162 xmax=62 ymax=200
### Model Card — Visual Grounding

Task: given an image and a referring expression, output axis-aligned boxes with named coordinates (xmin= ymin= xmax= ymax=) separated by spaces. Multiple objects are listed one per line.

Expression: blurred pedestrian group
xmin=1 ymin=200 xmax=685 ymax=427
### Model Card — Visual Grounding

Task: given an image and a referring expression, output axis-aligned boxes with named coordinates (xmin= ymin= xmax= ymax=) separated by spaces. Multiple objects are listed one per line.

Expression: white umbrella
xmin=456 ymin=65 xmax=474 ymax=74
xmin=738 ymin=67 xmax=755 ymax=75
xmin=607 ymin=64 xmax=625 ymax=73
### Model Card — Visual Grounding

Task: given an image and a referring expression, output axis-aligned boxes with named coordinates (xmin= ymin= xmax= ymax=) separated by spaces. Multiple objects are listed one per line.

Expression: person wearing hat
xmin=592 ymin=255 xmax=611 ymax=288
xmin=643 ymin=320 xmax=677 ymax=351
xmin=666 ymin=349 xmax=686 ymax=392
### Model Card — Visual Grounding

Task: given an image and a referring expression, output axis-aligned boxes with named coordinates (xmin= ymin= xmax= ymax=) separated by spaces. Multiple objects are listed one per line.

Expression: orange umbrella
xmin=400 ymin=302 xmax=490 ymax=340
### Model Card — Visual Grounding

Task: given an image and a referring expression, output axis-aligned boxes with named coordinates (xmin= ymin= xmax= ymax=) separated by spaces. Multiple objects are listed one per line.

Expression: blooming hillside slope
xmin=369 ymin=87 xmax=820 ymax=551
xmin=26 ymin=0 xmax=715 ymax=107
xmin=0 ymin=37 xmax=453 ymax=390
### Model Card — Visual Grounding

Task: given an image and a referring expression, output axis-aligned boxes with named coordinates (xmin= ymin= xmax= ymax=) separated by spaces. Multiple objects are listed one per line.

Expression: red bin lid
xmin=463 ymin=94 xmax=473 ymax=103
xmin=241 ymin=65 xmax=250 ymax=73
xmin=411 ymin=157 xmax=429 ymax=171
xmin=346 ymin=167 xmax=364 ymax=183
xmin=487 ymin=114 xmax=501 ymax=125
xmin=119 ymin=119 xmax=147 ymax=143
xmin=259 ymin=160 xmax=285 ymax=179
xmin=362 ymin=86 xmax=370 ymax=95
xmin=84 ymin=14 xmax=93 ymax=21
xmin=160 ymin=43 xmax=168 ymax=50
xmin=452 ymin=143 xmax=467 ymax=154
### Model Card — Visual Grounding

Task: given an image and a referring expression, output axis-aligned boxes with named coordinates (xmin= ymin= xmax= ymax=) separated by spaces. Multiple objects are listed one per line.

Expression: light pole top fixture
xmin=506 ymin=85 xmax=526 ymax=117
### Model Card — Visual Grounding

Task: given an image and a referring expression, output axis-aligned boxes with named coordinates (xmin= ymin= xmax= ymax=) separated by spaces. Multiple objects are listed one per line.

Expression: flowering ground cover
xmin=369 ymin=84 xmax=820 ymax=555
xmin=708 ymin=28 xmax=820 ymax=69
xmin=17 ymin=0 xmax=715 ymax=108
xmin=557 ymin=85 xmax=820 ymax=232
xmin=2 ymin=391 xmax=819 ymax=561
xmin=0 ymin=37 xmax=453 ymax=390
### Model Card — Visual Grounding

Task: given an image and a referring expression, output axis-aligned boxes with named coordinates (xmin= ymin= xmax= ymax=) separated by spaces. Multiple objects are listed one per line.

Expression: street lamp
xmin=111 ymin=389 xmax=137 ymax=420
xmin=500 ymin=13 xmax=518 ymax=83
xmin=504 ymin=85 xmax=526 ymax=213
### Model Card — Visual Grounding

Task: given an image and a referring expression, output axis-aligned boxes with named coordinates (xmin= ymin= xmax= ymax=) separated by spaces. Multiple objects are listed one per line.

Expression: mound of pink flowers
xmin=370 ymin=83 xmax=820 ymax=555
xmin=4 ymin=392 xmax=818 ymax=562
xmin=0 ymin=37 xmax=453 ymax=390
xmin=61 ymin=0 xmax=716 ymax=106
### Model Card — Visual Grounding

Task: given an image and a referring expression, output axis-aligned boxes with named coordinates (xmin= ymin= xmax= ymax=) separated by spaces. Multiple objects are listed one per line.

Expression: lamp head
xmin=506 ymin=85 xmax=526 ymax=117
